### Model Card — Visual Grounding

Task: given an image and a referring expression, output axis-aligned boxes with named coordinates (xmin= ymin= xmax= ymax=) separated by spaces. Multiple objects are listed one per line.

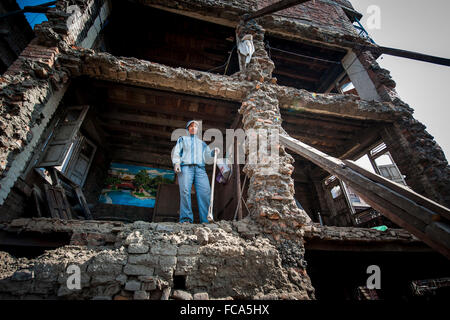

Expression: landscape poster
xmin=98 ymin=162 xmax=175 ymax=208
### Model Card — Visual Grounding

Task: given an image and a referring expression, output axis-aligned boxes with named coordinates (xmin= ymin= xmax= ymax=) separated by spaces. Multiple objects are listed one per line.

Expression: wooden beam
xmin=337 ymin=128 xmax=381 ymax=160
xmin=107 ymin=99 xmax=233 ymax=124
xmin=104 ymin=134 xmax=176 ymax=149
xmin=244 ymin=0 xmax=311 ymax=21
xmin=316 ymin=63 xmax=345 ymax=93
xmin=108 ymin=143 xmax=174 ymax=156
xmin=98 ymin=121 xmax=173 ymax=139
xmin=288 ymin=133 xmax=339 ymax=150
xmin=273 ymin=69 xmax=319 ymax=83
xmin=111 ymin=149 xmax=173 ymax=167
xmin=356 ymin=44 xmax=450 ymax=67
xmin=281 ymin=112 xmax=370 ymax=131
xmin=345 ymin=160 xmax=450 ymax=222
xmin=270 ymin=52 xmax=330 ymax=70
xmin=96 ymin=81 xmax=239 ymax=111
xmin=100 ymin=110 xmax=227 ymax=131
xmin=282 ymin=122 xmax=354 ymax=141
xmin=280 ymin=134 xmax=450 ymax=259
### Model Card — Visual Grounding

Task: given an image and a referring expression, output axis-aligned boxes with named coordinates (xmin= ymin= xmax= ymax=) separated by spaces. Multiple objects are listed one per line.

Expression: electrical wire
xmin=206 ymin=45 xmax=236 ymax=74
xmin=265 ymin=42 xmax=341 ymax=65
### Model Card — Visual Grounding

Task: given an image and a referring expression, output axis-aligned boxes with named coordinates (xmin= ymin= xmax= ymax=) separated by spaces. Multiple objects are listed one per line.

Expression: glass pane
xmin=330 ymin=185 xmax=342 ymax=199
xmin=374 ymin=153 xmax=393 ymax=166
xmin=355 ymin=154 xmax=375 ymax=173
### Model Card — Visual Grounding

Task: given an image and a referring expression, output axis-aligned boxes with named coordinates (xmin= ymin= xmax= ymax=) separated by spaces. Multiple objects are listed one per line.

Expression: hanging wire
xmin=223 ymin=45 xmax=236 ymax=75
xmin=265 ymin=42 xmax=341 ymax=65
xmin=206 ymin=45 xmax=236 ymax=74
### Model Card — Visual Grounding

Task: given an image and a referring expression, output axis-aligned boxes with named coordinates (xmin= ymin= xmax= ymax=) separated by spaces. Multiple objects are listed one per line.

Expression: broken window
xmin=368 ymin=142 xmax=407 ymax=186
xmin=320 ymin=141 xmax=406 ymax=227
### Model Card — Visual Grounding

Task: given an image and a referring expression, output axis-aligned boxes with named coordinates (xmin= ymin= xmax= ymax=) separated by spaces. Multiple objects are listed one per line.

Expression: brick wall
xmin=257 ymin=0 xmax=357 ymax=36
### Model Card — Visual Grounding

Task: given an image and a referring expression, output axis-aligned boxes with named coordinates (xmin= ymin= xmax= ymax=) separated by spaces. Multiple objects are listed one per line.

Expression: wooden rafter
xmin=280 ymin=134 xmax=450 ymax=259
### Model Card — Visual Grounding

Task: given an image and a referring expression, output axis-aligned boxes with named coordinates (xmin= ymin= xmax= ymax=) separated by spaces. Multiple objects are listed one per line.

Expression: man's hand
xmin=174 ymin=163 xmax=181 ymax=173
xmin=214 ymin=147 xmax=220 ymax=155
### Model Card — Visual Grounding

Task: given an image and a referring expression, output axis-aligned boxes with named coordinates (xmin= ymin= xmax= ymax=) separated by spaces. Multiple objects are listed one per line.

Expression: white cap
xmin=186 ymin=120 xmax=200 ymax=129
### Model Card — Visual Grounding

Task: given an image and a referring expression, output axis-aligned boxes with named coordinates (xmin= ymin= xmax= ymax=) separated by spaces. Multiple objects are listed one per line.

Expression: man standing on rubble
xmin=172 ymin=120 xmax=218 ymax=224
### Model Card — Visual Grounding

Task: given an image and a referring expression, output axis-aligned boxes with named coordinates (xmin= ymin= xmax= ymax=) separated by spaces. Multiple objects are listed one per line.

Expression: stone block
xmin=128 ymin=253 xmax=159 ymax=266
xmin=91 ymin=274 xmax=116 ymax=285
xmin=92 ymin=296 xmax=112 ymax=300
xmin=161 ymin=287 xmax=171 ymax=300
xmin=128 ymin=243 xmax=149 ymax=254
xmin=134 ymin=290 xmax=150 ymax=300
xmin=141 ymin=281 xmax=156 ymax=291
xmin=175 ymin=256 xmax=198 ymax=275
xmin=155 ymin=224 xmax=175 ymax=233
xmin=172 ymin=290 xmax=193 ymax=300
xmin=115 ymin=274 xmax=127 ymax=285
xmin=150 ymin=243 xmax=177 ymax=256
xmin=159 ymin=256 xmax=177 ymax=269
xmin=125 ymin=280 xmax=141 ymax=291
xmin=123 ymin=264 xmax=154 ymax=276
xmin=87 ymin=262 xmax=123 ymax=275
xmin=177 ymin=245 xmax=200 ymax=256
xmin=195 ymin=229 xmax=209 ymax=245
xmin=193 ymin=292 xmax=209 ymax=300
xmin=11 ymin=269 xmax=34 ymax=281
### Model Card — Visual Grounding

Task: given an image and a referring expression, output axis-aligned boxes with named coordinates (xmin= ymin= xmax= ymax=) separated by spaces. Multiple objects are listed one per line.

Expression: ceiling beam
xmin=244 ymin=0 xmax=311 ymax=21
xmin=355 ymin=44 xmax=450 ymax=67
xmin=95 ymin=81 xmax=239 ymax=110
xmin=106 ymin=99 xmax=233 ymax=124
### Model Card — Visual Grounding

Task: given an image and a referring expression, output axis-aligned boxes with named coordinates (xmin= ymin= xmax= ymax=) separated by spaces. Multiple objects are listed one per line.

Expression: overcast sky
xmin=351 ymin=0 xmax=450 ymax=160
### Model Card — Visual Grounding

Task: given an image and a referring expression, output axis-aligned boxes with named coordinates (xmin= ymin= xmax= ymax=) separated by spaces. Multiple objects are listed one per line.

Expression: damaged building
xmin=0 ymin=0 xmax=449 ymax=300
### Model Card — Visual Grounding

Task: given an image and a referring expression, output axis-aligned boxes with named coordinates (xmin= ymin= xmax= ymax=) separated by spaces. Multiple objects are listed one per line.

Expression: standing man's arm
xmin=203 ymin=143 xmax=219 ymax=165
xmin=172 ymin=137 xmax=183 ymax=173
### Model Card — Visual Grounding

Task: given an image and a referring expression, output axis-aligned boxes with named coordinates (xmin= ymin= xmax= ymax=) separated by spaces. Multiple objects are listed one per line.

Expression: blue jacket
xmin=172 ymin=134 xmax=214 ymax=167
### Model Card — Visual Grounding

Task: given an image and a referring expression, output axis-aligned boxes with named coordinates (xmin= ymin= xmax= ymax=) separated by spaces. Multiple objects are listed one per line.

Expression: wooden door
xmin=65 ymin=135 xmax=97 ymax=187
xmin=37 ymin=105 xmax=89 ymax=168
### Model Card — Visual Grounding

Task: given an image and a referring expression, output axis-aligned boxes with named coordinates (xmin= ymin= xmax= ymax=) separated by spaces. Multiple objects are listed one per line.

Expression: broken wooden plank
xmin=44 ymin=184 xmax=72 ymax=220
xmin=344 ymin=159 xmax=450 ymax=222
xmin=74 ymin=186 xmax=93 ymax=220
xmin=244 ymin=0 xmax=311 ymax=21
xmin=280 ymin=134 xmax=450 ymax=259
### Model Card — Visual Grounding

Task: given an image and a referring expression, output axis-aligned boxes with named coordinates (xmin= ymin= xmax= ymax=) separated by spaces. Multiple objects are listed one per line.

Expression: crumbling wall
xmin=356 ymin=50 xmax=450 ymax=207
xmin=0 ymin=218 xmax=423 ymax=300
xmin=0 ymin=0 xmax=449 ymax=300
xmin=257 ymin=0 xmax=358 ymax=37
xmin=0 ymin=218 xmax=314 ymax=300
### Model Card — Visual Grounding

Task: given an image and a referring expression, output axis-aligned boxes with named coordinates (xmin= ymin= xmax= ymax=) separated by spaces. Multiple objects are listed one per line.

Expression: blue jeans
xmin=178 ymin=165 xmax=211 ymax=223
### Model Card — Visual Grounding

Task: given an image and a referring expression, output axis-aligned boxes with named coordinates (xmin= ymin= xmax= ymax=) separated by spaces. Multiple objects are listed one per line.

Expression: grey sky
xmin=350 ymin=0 xmax=450 ymax=160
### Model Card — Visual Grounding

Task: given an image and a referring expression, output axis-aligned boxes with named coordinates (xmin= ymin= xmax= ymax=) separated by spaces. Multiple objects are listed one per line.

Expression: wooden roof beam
xmin=243 ymin=0 xmax=311 ymax=21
